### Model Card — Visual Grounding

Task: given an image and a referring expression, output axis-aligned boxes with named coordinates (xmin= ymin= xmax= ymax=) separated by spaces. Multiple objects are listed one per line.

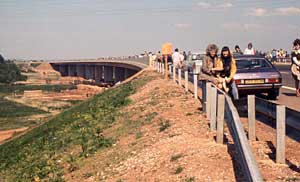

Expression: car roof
xmin=234 ymin=54 xmax=265 ymax=59
xmin=190 ymin=52 xmax=206 ymax=55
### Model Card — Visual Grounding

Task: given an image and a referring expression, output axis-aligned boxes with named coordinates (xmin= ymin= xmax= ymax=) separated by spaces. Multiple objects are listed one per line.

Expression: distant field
xmin=0 ymin=84 xmax=77 ymax=94
xmin=0 ymin=96 xmax=47 ymax=118
xmin=0 ymin=84 xmax=77 ymax=131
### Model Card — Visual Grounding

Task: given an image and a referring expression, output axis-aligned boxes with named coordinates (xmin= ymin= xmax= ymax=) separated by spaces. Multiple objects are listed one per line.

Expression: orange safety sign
xmin=161 ymin=43 xmax=172 ymax=55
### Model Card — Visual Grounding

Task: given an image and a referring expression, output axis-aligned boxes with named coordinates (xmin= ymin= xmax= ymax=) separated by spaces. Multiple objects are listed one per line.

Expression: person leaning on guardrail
xmin=217 ymin=46 xmax=239 ymax=100
xmin=198 ymin=44 xmax=220 ymax=85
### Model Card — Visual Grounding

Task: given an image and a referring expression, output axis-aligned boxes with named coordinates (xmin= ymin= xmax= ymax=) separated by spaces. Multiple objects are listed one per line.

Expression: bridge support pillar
xmin=104 ymin=66 xmax=114 ymax=83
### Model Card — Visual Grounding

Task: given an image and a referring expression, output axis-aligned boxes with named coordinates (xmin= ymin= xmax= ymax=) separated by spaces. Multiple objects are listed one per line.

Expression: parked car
xmin=183 ymin=52 xmax=205 ymax=74
xmin=233 ymin=55 xmax=282 ymax=100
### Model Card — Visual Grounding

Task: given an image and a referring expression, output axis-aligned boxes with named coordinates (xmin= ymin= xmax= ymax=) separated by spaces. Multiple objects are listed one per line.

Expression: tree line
xmin=0 ymin=54 xmax=27 ymax=84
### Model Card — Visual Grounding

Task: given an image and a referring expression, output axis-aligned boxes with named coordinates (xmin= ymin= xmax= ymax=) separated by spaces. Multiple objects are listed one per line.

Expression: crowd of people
xmin=150 ymin=44 xmax=242 ymax=100
xmin=200 ymin=44 xmax=239 ymax=100
xmin=149 ymin=39 xmax=300 ymax=98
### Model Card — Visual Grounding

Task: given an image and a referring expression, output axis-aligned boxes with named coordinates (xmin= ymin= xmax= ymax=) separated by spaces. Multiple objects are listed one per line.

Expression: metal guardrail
xmin=204 ymin=83 xmax=262 ymax=182
xmin=256 ymin=97 xmax=300 ymax=131
xmin=153 ymin=62 xmax=263 ymax=182
xmin=223 ymin=92 xmax=262 ymax=182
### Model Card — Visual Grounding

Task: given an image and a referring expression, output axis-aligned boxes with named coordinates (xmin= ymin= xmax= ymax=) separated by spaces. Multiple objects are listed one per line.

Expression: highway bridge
xmin=50 ymin=58 xmax=148 ymax=84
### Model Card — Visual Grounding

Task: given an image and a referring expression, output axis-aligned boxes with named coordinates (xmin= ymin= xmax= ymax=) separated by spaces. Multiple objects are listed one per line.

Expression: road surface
xmin=273 ymin=63 xmax=300 ymax=111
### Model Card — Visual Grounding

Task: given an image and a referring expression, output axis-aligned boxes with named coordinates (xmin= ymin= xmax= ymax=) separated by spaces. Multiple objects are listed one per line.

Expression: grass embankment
xmin=0 ymin=72 xmax=151 ymax=182
xmin=0 ymin=84 xmax=77 ymax=130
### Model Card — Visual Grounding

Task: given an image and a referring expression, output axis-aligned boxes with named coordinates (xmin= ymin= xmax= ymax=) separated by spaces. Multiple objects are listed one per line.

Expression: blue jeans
xmin=230 ymin=82 xmax=239 ymax=100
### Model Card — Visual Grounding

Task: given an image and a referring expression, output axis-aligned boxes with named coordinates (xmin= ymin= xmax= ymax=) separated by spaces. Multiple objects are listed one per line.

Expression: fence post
xmin=248 ymin=95 xmax=256 ymax=141
xmin=185 ymin=70 xmax=188 ymax=92
xmin=173 ymin=66 xmax=176 ymax=82
xmin=178 ymin=68 xmax=182 ymax=86
xmin=276 ymin=105 xmax=286 ymax=164
xmin=210 ymin=87 xmax=217 ymax=131
xmin=217 ymin=94 xmax=225 ymax=144
xmin=158 ymin=62 xmax=161 ymax=73
xmin=164 ymin=56 xmax=168 ymax=80
xmin=206 ymin=82 xmax=212 ymax=119
xmin=194 ymin=74 xmax=198 ymax=99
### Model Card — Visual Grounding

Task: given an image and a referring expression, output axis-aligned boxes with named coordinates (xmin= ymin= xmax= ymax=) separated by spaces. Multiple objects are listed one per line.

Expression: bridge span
xmin=50 ymin=59 xmax=147 ymax=84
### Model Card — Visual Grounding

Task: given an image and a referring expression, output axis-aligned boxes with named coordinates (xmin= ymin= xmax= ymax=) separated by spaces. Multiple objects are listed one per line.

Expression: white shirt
xmin=172 ymin=52 xmax=183 ymax=67
xmin=244 ymin=48 xmax=255 ymax=55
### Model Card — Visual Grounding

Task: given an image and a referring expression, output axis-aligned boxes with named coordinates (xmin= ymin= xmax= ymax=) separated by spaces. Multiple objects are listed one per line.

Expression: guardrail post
xmin=217 ymin=94 xmax=225 ymax=144
xmin=206 ymin=82 xmax=212 ymax=119
xmin=194 ymin=74 xmax=198 ymax=99
xmin=202 ymin=80 xmax=207 ymax=111
xmin=248 ymin=95 xmax=256 ymax=141
xmin=185 ymin=70 xmax=188 ymax=92
xmin=173 ymin=66 xmax=176 ymax=82
xmin=276 ymin=105 xmax=286 ymax=164
xmin=210 ymin=87 xmax=217 ymax=130
xmin=178 ymin=68 xmax=182 ymax=86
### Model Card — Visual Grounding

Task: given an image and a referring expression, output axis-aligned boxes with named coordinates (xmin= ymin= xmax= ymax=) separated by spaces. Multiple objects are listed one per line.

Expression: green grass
xmin=0 ymin=73 xmax=153 ymax=182
xmin=174 ymin=166 xmax=183 ymax=174
xmin=185 ymin=176 xmax=196 ymax=182
xmin=159 ymin=120 xmax=171 ymax=132
xmin=170 ymin=154 xmax=183 ymax=162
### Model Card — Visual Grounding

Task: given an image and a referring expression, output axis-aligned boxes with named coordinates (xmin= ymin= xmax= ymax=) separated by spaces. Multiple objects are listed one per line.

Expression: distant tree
xmin=0 ymin=54 xmax=5 ymax=64
xmin=0 ymin=63 xmax=27 ymax=84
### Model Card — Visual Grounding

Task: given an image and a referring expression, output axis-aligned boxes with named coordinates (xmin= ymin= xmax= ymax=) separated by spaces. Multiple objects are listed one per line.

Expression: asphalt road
xmin=273 ymin=63 xmax=300 ymax=111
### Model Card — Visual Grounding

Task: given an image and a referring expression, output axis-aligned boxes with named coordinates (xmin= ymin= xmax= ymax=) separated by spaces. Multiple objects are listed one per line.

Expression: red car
xmin=233 ymin=55 xmax=282 ymax=100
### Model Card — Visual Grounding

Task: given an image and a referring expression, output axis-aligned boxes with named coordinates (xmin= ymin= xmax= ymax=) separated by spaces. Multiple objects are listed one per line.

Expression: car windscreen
xmin=191 ymin=54 xmax=204 ymax=61
xmin=236 ymin=58 xmax=272 ymax=70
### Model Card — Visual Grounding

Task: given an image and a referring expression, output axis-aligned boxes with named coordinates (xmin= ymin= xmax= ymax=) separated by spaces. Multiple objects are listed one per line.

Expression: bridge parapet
xmin=50 ymin=58 xmax=148 ymax=84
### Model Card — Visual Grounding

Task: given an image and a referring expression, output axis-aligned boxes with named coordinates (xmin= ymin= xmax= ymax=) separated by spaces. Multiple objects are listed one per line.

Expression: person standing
xmin=156 ymin=51 xmax=162 ymax=63
xmin=244 ymin=43 xmax=256 ymax=55
xmin=183 ymin=51 xmax=187 ymax=61
xmin=234 ymin=45 xmax=243 ymax=55
xmin=218 ymin=46 xmax=239 ymax=100
xmin=290 ymin=39 xmax=300 ymax=96
xmin=172 ymin=48 xmax=183 ymax=68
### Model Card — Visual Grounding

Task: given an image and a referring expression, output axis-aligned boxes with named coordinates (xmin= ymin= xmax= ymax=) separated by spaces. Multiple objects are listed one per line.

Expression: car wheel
xmin=268 ymin=89 xmax=279 ymax=100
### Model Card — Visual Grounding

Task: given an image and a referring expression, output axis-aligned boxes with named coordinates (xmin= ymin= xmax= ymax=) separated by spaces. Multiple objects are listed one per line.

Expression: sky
xmin=0 ymin=0 xmax=300 ymax=60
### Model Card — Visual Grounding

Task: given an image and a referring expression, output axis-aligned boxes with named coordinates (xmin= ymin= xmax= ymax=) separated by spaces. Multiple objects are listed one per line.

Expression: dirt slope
xmin=64 ymin=70 xmax=239 ymax=182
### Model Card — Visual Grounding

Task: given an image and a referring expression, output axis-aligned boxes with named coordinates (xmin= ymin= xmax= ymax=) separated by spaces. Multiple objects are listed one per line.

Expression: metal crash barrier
xmin=153 ymin=62 xmax=263 ymax=182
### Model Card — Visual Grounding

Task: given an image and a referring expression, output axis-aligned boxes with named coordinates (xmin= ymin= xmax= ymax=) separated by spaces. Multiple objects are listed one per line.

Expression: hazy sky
xmin=1 ymin=0 xmax=300 ymax=59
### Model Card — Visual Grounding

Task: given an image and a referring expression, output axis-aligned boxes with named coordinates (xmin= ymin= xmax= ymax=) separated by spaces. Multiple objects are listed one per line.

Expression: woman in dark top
xmin=218 ymin=46 xmax=239 ymax=100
